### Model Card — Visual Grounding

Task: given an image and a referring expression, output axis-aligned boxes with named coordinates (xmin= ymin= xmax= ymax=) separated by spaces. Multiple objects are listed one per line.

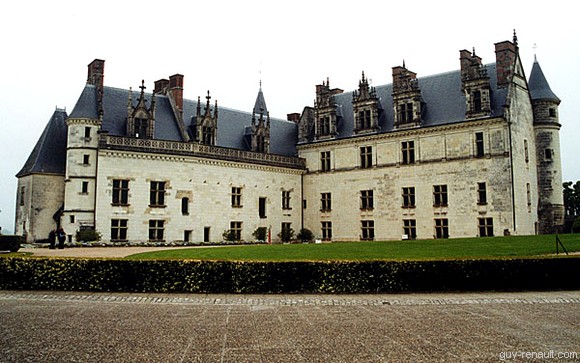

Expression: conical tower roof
xmin=253 ymin=84 xmax=268 ymax=115
xmin=528 ymin=57 xmax=560 ymax=103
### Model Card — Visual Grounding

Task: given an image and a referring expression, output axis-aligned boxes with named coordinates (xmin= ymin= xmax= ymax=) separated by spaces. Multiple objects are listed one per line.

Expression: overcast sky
xmin=1 ymin=0 xmax=578 ymax=233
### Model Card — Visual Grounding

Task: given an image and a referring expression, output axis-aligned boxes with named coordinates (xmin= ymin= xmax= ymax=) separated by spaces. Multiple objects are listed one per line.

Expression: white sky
xmin=1 ymin=0 xmax=578 ymax=233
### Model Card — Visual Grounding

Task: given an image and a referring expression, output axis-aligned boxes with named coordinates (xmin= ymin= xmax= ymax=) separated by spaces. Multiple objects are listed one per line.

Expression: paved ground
xmin=0 ymin=290 xmax=579 ymax=362
xmin=18 ymin=246 xmax=196 ymax=258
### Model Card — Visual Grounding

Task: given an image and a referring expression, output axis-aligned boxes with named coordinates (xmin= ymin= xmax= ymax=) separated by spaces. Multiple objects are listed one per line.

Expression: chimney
xmin=169 ymin=74 xmax=184 ymax=114
xmin=287 ymin=113 xmax=300 ymax=123
xmin=495 ymin=40 xmax=517 ymax=87
xmin=154 ymin=79 xmax=170 ymax=95
xmin=87 ymin=59 xmax=105 ymax=89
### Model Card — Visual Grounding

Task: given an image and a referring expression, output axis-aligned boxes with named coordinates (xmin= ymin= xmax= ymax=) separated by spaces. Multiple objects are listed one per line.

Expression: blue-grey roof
xmin=307 ymin=63 xmax=507 ymax=142
xmin=16 ymin=109 xmax=68 ymax=177
xmin=69 ymin=84 xmax=299 ymax=157
xmin=528 ymin=59 xmax=560 ymax=103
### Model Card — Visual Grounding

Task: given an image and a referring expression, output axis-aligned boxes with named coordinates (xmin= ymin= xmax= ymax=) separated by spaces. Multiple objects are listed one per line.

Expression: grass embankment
xmin=126 ymin=234 xmax=580 ymax=261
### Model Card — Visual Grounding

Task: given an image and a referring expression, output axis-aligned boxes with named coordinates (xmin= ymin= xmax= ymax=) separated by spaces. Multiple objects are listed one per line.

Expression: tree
xmin=563 ymin=181 xmax=580 ymax=216
xmin=297 ymin=228 xmax=314 ymax=242
xmin=252 ymin=227 xmax=268 ymax=242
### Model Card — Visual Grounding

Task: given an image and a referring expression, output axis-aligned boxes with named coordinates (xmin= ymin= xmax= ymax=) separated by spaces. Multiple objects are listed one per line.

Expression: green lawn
xmin=126 ymin=234 xmax=580 ymax=261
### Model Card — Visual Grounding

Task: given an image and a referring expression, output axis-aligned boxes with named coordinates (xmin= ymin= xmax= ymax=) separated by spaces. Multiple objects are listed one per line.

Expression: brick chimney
xmin=87 ymin=59 xmax=105 ymax=89
xmin=154 ymin=79 xmax=170 ymax=95
xmin=495 ymin=40 xmax=517 ymax=88
xmin=169 ymin=74 xmax=184 ymax=112
xmin=287 ymin=113 xmax=300 ymax=123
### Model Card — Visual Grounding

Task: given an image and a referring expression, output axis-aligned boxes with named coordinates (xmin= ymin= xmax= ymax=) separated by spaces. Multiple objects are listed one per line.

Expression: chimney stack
xmin=169 ymin=74 xmax=184 ymax=112
xmin=287 ymin=113 xmax=300 ymax=123
xmin=87 ymin=59 xmax=105 ymax=90
xmin=495 ymin=40 xmax=517 ymax=88
xmin=154 ymin=79 xmax=170 ymax=95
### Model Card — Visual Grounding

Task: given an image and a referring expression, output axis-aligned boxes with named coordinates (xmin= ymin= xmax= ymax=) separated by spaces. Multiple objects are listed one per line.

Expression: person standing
xmin=56 ymin=228 xmax=66 ymax=249
xmin=48 ymin=229 xmax=56 ymax=249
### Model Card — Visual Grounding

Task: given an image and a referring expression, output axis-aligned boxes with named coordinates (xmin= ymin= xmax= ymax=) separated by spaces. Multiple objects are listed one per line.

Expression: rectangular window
xmin=433 ymin=185 xmax=448 ymax=207
xmin=361 ymin=220 xmax=375 ymax=241
xmin=148 ymin=220 xmax=164 ymax=241
xmin=434 ymin=218 xmax=449 ymax=239
xmin=549 ymin=108 xmax=557 ymax=118
xmin=364 ymin=110 xmax=372 ymax=129
xmin=259 ymin=197 xmax=267 ymax=218
xmin=473 ymin=91 xmax=482 ymax=112
xmin=184 ymin=230 xmax=192 ymax=242
xmin=230 ymin=221 xmax=242 ymax=241
xmin=81 ymin=181 xmax=89 ymax=194
xmin=320 ymin=151 xmax=331 ymax=172
xmin=475 ymin=132 xmax=484 ymax=158
xmin=524 ymin=139 xmax=529 ymax=163
xmin=282 ymin=191 xmax=291 ymax=210
xmin=231 ymin=187 xmax=242 ymax=207
xmin=360 ymin=146 xmax=373 ymax=168
xmin=527 ymin=183 xmax=531 ymax=206
xmin=544 ymin=149 xmax=553 ymax=160
xmin=112 ymin=179 xmax=129 ymax=206
xmin=181 ymin=197 xmax=189 ymax=215
xmin=19 ymin=186 xmax=25 ymax=206
xmin=83 ymin=154 xmax=90 ymax=165
xmin=360 ymin=190 xmax=374 ymax=210
xmin=204 ymin=227 xmax=211 ymax=243
xmin=111 ymin=219 xmax=128 ymax=241
xmin=84 ymin=126 xmax=91 ymax=139
xmin=281 ymin=222 xmax=292 ymax=240
xmin=478 ymin=182 xmax=487 ymax=205
xmin=150 ymin=181 xmax=166 ymax=207
xmin=321 ymin=221 xmax=332 ymax=241
xmin=402 ymin=141 xmax=415 ymax=164
xmin=402 ymin=187 xmax=415 ymax=208
xmin=478 ymin=217 xmax=494 ymax=237
xmin=403 ymin=219 xmax=417 ymax=240
xmin=321 ymin=192 xmax=332 ymax=212
xmin=70 ymin=215 xmax=75 ymax=224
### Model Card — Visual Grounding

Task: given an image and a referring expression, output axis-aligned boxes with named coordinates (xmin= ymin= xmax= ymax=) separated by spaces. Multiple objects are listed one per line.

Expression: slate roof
xmin=303 ymin=63 xmax=508 ymax=143
xmin=528 ymin=58 xmax=560 ymax=103
xmin=69 ymin=85 xmax=298 ymax=157
xmin=16 ymin=108 xmax=68 ymax=177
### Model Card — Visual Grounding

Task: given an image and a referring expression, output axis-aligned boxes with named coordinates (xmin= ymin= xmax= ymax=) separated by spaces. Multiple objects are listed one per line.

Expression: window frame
xmin=231 ymin=187 xmax=242 ymax=208
xmin=361 ymin=220 xmax=375 ymax=241
xmin=477 ymin=182 xmax=487 ymax=205
xmin=402 ymin=141 xmax=415 ymax=165
xmin=149 ymin=181 xmax=166 ymax=207
xmin=321 ymin=192 xmax=332 ymax=212
xmin=434 ymin=218 xmax=449 ymax=239
xmin=321 ymin=221 xmax=332 ymax=241
xmin=403 ymin=219 xmax=417 ymax=240
xmin=360 ymin=146 xmax=373 ymax=169
xmin=402 ymin=187 xmax=416 ymax=208
xmin=478 ymin=217 xmax=494 ymax=237
xmin=433 ymin=185 xmax=448 ymax=207
xmin=111 ymin=219 xmax=128 ymax=242
xmin=112 ymin=179 xmax=129 ymax=206
xmin=360 ymin=190 xmax=374 ymax=210
xmin=148 ymin=219 xmax=164 ymax=242
xmin=320 ymin=151 xmax=331 ymax=172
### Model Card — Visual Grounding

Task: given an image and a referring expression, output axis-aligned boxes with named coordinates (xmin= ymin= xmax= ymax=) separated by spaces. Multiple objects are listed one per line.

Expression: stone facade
xmin=15 ymin=34 xmax=564 ymax=243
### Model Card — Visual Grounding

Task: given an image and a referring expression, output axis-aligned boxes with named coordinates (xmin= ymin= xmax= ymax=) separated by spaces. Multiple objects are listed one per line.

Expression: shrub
xmin=222 ymin=229 xmax=238 ymax=242
xmin=278 ymin=227 xmax=294 ymax=243
xmin=75 ymin=229 xmax=102 ymax=243
xmin=573 ymin=217 xmax=580 ymax=233
xmin=252 ymin=227 xmax=268 ymax=242
xmin=297 ymin=228 xmax=314 ymax=242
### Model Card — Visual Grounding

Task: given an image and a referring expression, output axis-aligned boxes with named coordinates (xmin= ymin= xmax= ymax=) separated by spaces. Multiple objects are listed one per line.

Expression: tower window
xmin=81 ymin=181 xmax=89 ymax=194
xmin=545 ymin=149 xmax=553 ymax=160
xmin=135 ymin=118 xmax=148 ymax=138
xmin=84 ymin=127 xmax=91 ymax=139
xmin=19 ymin=186 xmax=25 ymax=206
xmin=181 ymin=197 xmax=189 ymax=215
xmin=549 ymin=108 xmax=557 ymax=118
xmin=83 ymin=154 xmax=90 ymax=165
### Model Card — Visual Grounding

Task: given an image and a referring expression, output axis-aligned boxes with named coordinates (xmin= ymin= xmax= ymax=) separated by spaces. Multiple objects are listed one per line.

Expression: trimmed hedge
xmin=0 ymin=235 xmax=23 ymax=252
xmin=0 ymin=257 xmax=578 ymax=293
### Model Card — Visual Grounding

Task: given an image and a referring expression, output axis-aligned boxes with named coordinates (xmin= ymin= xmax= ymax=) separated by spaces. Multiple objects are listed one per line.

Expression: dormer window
xmin=314 ymin=78 xmax=342 ymax=140
xmin=126 ymin=81 xmax=156 ymax=139
xmin=353 ymin=71 xmax=380 ymax=134
xmin=392 ymin=65 xmax=422 ymax=129
xmin=135 ymin=118 xmax=148 ymax=138
xmin=473 ymin=91 xmax=482 ymax=112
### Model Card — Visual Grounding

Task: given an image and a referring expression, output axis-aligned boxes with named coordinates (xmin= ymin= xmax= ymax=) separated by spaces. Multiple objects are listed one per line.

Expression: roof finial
xmin=513 ymin=29 xmax=518 ymax=46
xmin=533 ymin=43 xmax=538 ymax=62
xmin=402 ymin=59 xmax=406 ymax=69
xmin=472 ymin=47 xmax=476 ymax=56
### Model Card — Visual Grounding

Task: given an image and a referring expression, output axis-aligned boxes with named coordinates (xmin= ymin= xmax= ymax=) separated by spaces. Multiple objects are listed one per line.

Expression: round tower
xmin=529 ymin=57 xmax=564 ymax=234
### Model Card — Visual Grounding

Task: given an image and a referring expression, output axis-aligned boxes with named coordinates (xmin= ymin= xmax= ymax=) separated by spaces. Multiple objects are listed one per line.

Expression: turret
xmin=529 ymin=56 xmax=564 ymax=233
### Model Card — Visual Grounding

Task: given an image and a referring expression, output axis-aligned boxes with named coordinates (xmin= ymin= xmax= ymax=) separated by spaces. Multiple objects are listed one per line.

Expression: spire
xmin=253 ymin=82 xmax=268 ymax=116
xmin=528 ymin=58 xmax=560 ymax=103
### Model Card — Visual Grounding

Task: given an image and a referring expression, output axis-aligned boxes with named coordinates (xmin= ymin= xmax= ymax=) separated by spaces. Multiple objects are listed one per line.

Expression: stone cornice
xmin=297 ymin=117 xmax=506 ymax=151
xmin=66 ymin=118 xmax=102 ymax=126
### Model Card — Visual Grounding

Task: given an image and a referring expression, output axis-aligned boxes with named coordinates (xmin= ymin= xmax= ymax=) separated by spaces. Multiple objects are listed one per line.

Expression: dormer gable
xmin=392 ymin=64 xmax=423 ymax=129
xmin=460 ymin=49 xmax=492 ymax=119
xmin=195 ymin=91 xmax=218 ymax=146
xmin=314 ymin=78 xmax=343 ymax=140
xmin=352 ymin=71 xmax=380 ymax=134
xmin=126 ymin=80 xmax=156 ymax=139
